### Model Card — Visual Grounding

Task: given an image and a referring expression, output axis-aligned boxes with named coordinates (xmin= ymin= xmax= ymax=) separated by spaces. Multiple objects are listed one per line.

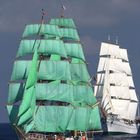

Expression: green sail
xmin=11 ymin=60 xmax=89 ymax=82
xmin=50 ymin=18 xmax=76 ymax=28
xmin=7 ymin=106 xmax=101 ymax=132
xmin=22 ymin=24 xmax=62 ymax=38
xmin=49 ymin=18 xmax=79 ymax=41
xmin=70 ymin=63 xmax=90 ymax=82
xmin=64 ymin=43 xmax=85 ymax=60
xmin=17 ymin=39 xmax=67 ymax=58
xmin=17 ymin=48 xmax=38 ymax=126
xmin=59 ymin=28 xmax=80 ymax=41
xmin=11 ymin=60 xmax=71 ymax=81
xmin=8 ymin=83 xmax=96 ymax=106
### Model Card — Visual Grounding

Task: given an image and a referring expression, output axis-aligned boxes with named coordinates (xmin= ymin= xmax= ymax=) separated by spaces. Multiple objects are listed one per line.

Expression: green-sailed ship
xmin=7 ymin=9 xmax=101 ymax=140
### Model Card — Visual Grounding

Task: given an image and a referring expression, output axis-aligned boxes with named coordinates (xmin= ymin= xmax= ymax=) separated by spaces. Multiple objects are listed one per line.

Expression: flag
xmin=62 ymin=5 xmax=66 ymax=10
xmin=42 ymin=9 xmax=47 ymax=16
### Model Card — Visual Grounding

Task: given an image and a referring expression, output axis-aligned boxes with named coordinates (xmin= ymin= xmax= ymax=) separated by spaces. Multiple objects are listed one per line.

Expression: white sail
xmin=97 ymin=57 xmax=109 ymax=72
xmin=122 ymin=62 xmax=132 ymax=75
xmin=109 ymin=59 xmax=132 ymax=75
xmin=119 ymin=48 xmax=128 ymax=61
xmin=111 ymin=99 xmax=130 ymax=118
xmin=100 ymin=42 xmax=120 ymax=58
xmin=110 ymin=86 xmax=130 ymax=99
xmin=127 ymin=76 xmax=135 ymax=87
xmin=94 ymin=85 xmax=104 ymax=99
xmin=101 ymin=57 xmax=114 ymax=114
xmin=129 ymin=89 xmax=138 ymax=101
xmin=96 ymin=73 xmax=105 ymax=85
xmin=127 ymin=102 xmax=138 ymax=120
xmin=109 ymin=73 xmax=128 ymax=86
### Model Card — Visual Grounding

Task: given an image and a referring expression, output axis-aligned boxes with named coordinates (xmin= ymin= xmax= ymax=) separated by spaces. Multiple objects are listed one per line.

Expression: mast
xmin=60 ymin=5 xmax=66 ymax=18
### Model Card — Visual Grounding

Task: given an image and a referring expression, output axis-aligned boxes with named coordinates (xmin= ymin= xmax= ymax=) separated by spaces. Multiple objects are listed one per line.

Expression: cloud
xmin=81 ymin=35 xmax=100 ymax=56
xmin=0 ymin=0 xmax=140 ymax=32
xmin=64 ymin=0 xmax=140 ymax=27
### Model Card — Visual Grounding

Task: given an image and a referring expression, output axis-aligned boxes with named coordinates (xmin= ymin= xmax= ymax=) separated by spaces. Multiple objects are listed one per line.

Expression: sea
xmin=0 ymin=123 xmax=140 ymax=140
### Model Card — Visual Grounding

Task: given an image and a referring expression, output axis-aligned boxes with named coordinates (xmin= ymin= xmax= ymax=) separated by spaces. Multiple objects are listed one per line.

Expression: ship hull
xmin=106 ymin=116 xmax=138 ymax=134
xmin=17 ymin=132 xmax=63 ymax=140
xmin=16 ymin=131 xmax=98 ymax=140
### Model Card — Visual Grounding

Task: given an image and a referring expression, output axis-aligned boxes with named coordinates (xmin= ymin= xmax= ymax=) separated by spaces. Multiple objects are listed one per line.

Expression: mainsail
xmin=95 ymin=42 xmax=138 ymax=134
xmin=7 ymin=17 xmax=101 ymax=137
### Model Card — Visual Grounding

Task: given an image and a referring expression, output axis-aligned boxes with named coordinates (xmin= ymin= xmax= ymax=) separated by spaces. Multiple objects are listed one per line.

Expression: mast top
xmin=41 ymin=9 xmax=47 ymax=24
xmin=108 ymin=35 xmax=111 ymax=42
xmin=60 ymin=5 xmax=66 ymax=18
xmin=115 ymin=36 xmax=119 ymax=45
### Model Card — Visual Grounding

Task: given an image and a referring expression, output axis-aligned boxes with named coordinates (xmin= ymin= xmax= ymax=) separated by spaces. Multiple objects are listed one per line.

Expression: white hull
xmin=106 ymin=117 xmax=138 ymax=134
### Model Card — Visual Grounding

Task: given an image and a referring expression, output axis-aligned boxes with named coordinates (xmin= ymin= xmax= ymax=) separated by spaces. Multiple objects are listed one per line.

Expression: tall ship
xmin=7 ymin=9 xmax=101 ymax=140
xmin=94 ymin=42 xmax=139 ymax=134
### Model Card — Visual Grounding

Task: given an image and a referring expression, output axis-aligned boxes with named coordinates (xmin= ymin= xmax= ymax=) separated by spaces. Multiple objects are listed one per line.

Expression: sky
xmin=0 ymin=0 xmax=140 ymax=122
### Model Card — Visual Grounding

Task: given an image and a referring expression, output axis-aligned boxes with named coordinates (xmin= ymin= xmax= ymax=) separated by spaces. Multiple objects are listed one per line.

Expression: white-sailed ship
xmin=94 ymin=42 xmax=139 ymax=134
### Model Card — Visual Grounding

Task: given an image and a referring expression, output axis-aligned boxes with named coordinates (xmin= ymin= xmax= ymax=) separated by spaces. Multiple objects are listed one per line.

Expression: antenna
xmin=60 ymin=5 xmax=66 ymax=17
xmin=115 ymin=36 xmax=118 ymax=44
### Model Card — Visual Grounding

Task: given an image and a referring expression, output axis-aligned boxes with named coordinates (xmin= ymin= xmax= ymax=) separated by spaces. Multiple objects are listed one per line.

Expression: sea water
xmin=0 ymin=123 xmax=140 ymax=140
xmin=0 ymin=123 xmax=18 ymax=140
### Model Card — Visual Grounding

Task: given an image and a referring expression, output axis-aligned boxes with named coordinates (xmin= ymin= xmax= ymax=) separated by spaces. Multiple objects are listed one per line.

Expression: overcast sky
xmin=0 ymin=0 xmax=140 ymax=122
